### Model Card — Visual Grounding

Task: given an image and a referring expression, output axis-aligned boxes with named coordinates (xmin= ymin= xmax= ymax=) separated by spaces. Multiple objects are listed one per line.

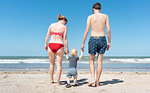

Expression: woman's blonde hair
xmin=71 ymin=49 xmax=77 ymax=56
xmin=58 ymin=14 xmax=68 ymax=22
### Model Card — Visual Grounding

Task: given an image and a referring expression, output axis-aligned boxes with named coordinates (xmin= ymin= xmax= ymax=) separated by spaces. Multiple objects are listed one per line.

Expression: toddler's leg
xmin=73 ymin=76 xmax=77 ymax=85
xmin=66 ymin=77 xmax=71 ymax=88
xmin=67 ymin=77 xmax=70 ymax=84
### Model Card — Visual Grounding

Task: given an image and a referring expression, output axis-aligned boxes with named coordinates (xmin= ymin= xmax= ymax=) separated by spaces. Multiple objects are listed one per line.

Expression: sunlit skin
xmin=81 ymin=9 xmax=111 ymax=87
xmin=45 ymin=19 xmax=69 ymax=86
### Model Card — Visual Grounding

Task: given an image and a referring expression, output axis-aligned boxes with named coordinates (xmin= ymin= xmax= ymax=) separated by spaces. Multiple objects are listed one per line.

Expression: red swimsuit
xmin=49 ymin=32 xmax=64 ymax=53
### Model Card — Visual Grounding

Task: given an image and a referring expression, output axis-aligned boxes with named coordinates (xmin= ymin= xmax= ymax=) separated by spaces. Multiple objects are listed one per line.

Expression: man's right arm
xmin=106 ymin=15 xmax=111 ymax=50
xmin=81 ymin=16 xmax=91 ymax=51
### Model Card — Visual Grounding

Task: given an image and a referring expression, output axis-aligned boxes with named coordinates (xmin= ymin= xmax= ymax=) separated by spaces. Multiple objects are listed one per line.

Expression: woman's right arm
xmin=63 ymin=26 xmax=69 ymax=54
xmin=45 ymin=25 xmax=51 ymax=51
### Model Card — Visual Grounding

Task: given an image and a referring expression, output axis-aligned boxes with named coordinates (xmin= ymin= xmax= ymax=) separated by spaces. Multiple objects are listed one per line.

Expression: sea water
xmin=0 ymin=56 xmax=150 ymax=72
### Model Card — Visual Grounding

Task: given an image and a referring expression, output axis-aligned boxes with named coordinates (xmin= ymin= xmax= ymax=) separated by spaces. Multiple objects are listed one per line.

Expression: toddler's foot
xmin=65 ymin=84 xmax=71 ymax=88
xmin=72 ymin=84 xmax=78 ymax=87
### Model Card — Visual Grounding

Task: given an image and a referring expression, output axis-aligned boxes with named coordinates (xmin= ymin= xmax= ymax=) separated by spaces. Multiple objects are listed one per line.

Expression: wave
xmin=109 ymin=58 xmax=150 ymax=63
xmin=0 ymin=59 xmax=49 ymax=64
xmin=0 ymin=58 xmax=150 ymax=64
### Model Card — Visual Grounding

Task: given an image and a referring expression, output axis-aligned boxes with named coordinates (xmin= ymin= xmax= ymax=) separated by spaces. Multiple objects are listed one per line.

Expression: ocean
xmin=0 ymin=56 xmax=150 ymax=72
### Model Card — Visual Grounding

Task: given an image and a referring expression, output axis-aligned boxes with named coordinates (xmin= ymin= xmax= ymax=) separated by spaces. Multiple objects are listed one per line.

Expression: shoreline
xmin=1 ymin=71 xmax=150 ymax=74
xmin=1 ymin=68 xmax=150 ymax=72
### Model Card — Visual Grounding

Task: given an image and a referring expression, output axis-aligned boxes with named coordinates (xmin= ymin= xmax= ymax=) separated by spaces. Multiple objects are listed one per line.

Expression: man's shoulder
xmin=88 ymin=14 xmax=94 ymax=18
xmin=100 ymin=13 xmax=108 ymax=17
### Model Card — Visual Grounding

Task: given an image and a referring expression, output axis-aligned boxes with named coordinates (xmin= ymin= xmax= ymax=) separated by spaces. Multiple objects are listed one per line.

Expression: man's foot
xmin=88 ymin=82 xmax=95 ymax=86
xmin=95 ymin=82 xmax=100 ymax=87
xmin=65 ymin=84 xmax=71 ymax=88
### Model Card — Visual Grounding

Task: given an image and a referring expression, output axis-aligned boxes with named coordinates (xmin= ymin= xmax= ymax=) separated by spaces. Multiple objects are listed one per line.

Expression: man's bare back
xmin=87 ymin=13 xmax=109 ymax=36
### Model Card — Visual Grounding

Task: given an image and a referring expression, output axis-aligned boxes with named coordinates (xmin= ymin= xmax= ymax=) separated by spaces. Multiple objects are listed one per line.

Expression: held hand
xmin=81 ymin=44 xmax=84 ymax=52
xmin=107 ymin=43 xmax=111 ymax=51
xmin=81 ymin=50 xmax=84 ymax=53
xmin=45 ymin=45 xmax=48 ymax=51
xmin=64 ymin=50 xmax=69 ymax=55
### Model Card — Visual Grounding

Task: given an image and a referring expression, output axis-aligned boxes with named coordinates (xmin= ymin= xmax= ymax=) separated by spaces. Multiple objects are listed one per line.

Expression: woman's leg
xmin=56 ymin=47 xmax=64 ymax=85
xmin=48 ymin=47 xmax=55 ymax=83
xmin=89 ymin=54 xmax=95 ymax=85
xmin=96 ymin=54 xmax=103 ymax=86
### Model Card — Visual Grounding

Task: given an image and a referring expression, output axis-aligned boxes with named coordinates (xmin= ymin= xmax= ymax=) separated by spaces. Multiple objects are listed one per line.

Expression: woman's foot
xmin=65 ymin=84 xmax=71 ymax=88
xmin=57 ymin=81 xmax=62 ymax=86
xmin=50 ymin=81 xmax=54 ymax=84
xmin=57 ymin=83 xmax=59 ymax=86
xmin=57 ymin=82 xmax=61 ymax=86
xmin=50 ymin=80 xmax=54 ymax=84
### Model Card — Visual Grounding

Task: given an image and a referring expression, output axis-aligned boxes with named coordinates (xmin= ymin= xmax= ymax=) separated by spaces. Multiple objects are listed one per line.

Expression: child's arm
xmin=79 ymin=50 xmax=84 ymax=59
xmin=66 ymin=54 xmax=69 ymax=60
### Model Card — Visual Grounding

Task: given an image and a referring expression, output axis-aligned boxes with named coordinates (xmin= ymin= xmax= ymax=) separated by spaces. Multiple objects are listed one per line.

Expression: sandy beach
xmin=0 ymin=71 xmax=150 ymax=93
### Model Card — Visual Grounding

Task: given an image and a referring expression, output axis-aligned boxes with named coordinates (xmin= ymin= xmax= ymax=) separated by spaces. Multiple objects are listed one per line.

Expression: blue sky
xmin=0 ymin=0 xmax=150 ymax=56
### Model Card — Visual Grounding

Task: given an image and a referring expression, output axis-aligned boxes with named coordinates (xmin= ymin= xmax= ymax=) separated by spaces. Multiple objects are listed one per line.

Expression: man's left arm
xmin=106 ymin=15 xmax=111 ymax=51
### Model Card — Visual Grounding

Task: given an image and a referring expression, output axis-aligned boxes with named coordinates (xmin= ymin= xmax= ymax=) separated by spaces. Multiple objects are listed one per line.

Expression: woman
xmin=45 ymin=14 xmax=69 ymax=85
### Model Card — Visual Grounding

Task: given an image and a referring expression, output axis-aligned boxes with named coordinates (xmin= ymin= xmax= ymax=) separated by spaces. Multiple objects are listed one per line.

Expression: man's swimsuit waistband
xmin=90 ymin=36 xmax=106 ymax=39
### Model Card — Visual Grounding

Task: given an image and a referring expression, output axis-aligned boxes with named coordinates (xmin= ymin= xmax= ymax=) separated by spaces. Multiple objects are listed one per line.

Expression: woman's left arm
xmin=45 ymin=25 xmax=51 ymax=51
xmin=63 ymin=26 xmax=69 ymax=54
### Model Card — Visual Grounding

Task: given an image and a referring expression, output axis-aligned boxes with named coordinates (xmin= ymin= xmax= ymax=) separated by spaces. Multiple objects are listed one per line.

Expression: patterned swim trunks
xmin=88 ymin=36 xmax=107 ymax=55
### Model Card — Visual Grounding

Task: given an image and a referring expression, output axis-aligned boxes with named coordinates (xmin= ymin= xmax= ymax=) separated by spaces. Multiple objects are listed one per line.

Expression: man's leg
xmin=89 ymin=54 xmax=95 ymax=85
xmin=96 ymin=53 xmax=103 ymax=86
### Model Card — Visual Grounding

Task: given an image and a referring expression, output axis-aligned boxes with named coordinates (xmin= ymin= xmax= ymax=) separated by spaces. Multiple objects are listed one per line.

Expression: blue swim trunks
xmin=88 ymin=36 xmax=107 ymax=55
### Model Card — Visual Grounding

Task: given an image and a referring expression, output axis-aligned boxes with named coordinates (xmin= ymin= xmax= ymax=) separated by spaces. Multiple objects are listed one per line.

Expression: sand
xmin=0 ymin=71 xmax=150 ymax=93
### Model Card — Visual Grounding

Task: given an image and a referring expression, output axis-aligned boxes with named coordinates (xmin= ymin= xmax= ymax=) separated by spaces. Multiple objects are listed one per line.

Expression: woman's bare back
xmin=49 ymin=22 xmax=66 ymax=44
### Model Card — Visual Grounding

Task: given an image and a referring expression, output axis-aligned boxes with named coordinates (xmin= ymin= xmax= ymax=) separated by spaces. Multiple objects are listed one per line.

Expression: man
xmin=81 ymin=2 xmax=111 ymax=87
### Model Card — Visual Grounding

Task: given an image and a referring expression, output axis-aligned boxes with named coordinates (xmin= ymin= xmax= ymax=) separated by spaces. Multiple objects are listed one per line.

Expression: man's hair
xmin=93 ymin=2 xmax=101 ymax=10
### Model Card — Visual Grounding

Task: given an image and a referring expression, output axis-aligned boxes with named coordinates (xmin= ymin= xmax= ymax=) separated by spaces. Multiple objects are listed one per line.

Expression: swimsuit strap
xmin=50 ymin=31 xmax=63 ymax=38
